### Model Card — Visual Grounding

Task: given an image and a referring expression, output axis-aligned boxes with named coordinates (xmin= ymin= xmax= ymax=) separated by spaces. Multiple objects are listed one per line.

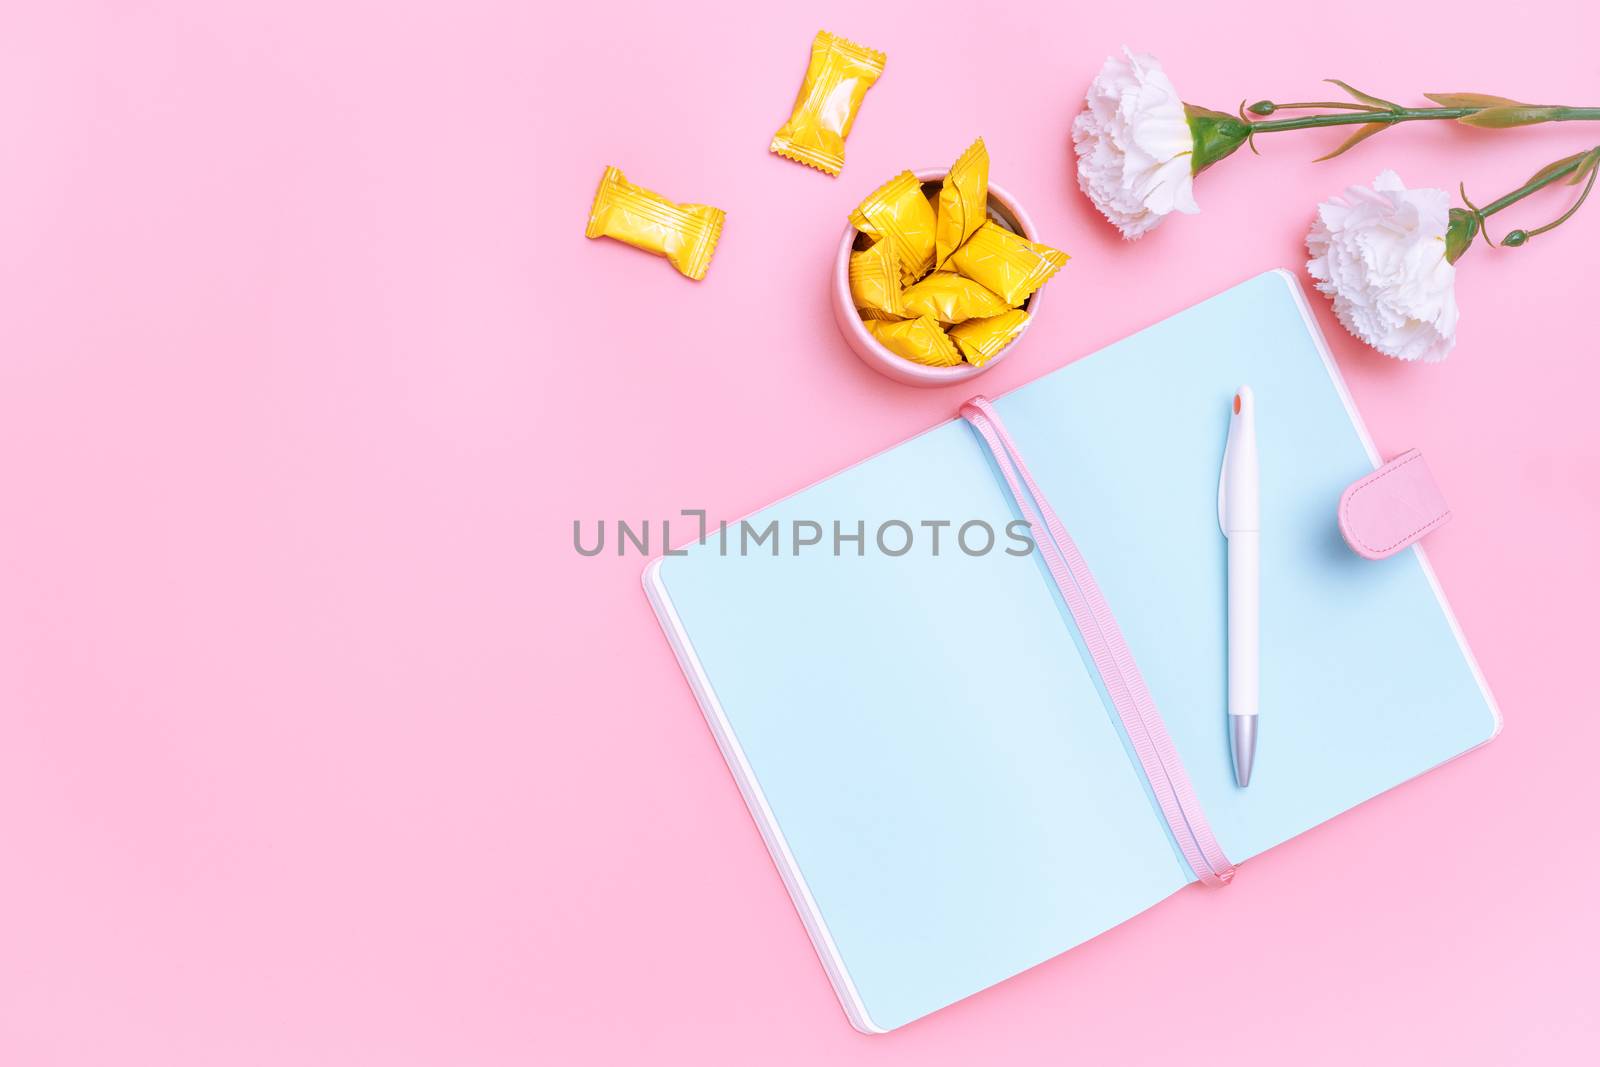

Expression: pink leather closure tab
xmin=1338 ymin=449 xmax=1450 ymax=561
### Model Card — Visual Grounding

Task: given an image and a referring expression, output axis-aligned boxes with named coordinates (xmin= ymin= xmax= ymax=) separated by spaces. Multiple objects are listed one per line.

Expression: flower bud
xmin=1184 ymin=105 xmax=1253 ymax=175
xmin=1501 ymin=229 xmax=1529 ymax=246
xmin=1247 ymin=100 xmax=1276 ymax=115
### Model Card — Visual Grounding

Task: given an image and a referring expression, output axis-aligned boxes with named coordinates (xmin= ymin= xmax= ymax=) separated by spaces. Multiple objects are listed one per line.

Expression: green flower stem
xmin=1262 ymin=101 xmax=1384 ymax=112
xmin=1250 ymin=106 xmax=1600 ymax=134
xmin=1187 ymin=94 xmax=1600 ymax=175
xmin=1448 ymin=146 xmax=1600 ymax=260
xmin=1477 ymin=153 xmax=1590 ymax=217
xmin=1249 ymin=106 xmax=1472 ymax=132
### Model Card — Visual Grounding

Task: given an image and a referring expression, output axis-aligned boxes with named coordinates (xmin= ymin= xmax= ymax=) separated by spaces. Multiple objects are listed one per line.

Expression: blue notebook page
xmin=648 ymin=270 xmax=1498 ymax=1033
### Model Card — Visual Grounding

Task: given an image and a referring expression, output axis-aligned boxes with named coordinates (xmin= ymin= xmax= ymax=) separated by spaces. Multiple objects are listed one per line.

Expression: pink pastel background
xmin=3 ymin=1 xmax=1598 ymax=1063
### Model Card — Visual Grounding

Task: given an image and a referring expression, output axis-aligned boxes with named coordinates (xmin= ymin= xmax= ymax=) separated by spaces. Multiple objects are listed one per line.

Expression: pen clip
xmin=1217 ymin=415 xmax=1233 ymax=538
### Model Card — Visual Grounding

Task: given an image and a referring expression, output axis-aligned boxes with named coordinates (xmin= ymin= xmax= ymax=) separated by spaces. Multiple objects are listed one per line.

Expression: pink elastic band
xmin=961 ymin=396 xmax=1236 ymax=887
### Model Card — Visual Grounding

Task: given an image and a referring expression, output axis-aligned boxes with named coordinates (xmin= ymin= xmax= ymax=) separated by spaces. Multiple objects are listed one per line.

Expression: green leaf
xmin=1424 ymin=92 xmax=1527 ymax=108
xmin=1525 ymin=150 xmax=1592 ymax=187
xmin=1325 ymin=79 xmax=1400 ymax=112
xmin=1458 ymin=106 xmax=1562 ymax=127
xmin=1570 ymin=147 xmax=1600 ymax=185
xmin=1313 ymin=122 xmax=1388 ymax=161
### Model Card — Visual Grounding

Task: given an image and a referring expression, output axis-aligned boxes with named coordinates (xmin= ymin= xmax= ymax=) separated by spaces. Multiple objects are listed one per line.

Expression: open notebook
xmin=645 ymin=270 xmax=1500 ymax=1033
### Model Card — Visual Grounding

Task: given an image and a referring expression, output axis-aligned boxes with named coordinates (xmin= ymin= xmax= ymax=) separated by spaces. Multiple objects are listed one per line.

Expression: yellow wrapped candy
xmin=584 ymin=166 xmax=724 ymax=281
xmin=949 ymin=309 xmax=1030 ymax=367
xmin=935 ymin=138 xmax=989 ymax=267
xmin=948 ymin=221 xmax=1068 ymax=306
xmin=866 ymin=315 xmax=961 ymax=367
xmin=770 ymin=31 xmax=886 ymax=177
xmin=1032 ymin=241 xmax=1069 ymax=268
xmin=850 ymin=170 xmax=937 ymax=284
xmin=848 ymin=239 xmax=904 ymax=321
xmin=900 ymin=271 xmax=1009 ymax=325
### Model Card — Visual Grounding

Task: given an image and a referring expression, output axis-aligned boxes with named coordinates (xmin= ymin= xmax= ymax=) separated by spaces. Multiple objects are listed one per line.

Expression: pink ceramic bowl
xmin=831 ymin=168 xmax=1042 ymax=387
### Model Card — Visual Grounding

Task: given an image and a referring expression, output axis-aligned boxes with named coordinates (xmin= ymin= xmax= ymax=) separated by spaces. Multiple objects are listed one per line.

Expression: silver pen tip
xmin=1230 ymin=716 xmax=1257 ymax=788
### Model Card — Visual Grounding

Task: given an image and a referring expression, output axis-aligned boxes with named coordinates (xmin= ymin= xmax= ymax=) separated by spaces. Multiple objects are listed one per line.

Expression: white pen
xmin=1218 ymin=385 xmax=1260 ymax=787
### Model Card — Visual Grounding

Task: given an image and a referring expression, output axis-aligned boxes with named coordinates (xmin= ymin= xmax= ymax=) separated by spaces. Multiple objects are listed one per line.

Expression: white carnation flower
xmin=1072 ymin=49 xmax=1199 ymax=240
xmin=1306 ymin=171 xmax=1460 ymax=363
